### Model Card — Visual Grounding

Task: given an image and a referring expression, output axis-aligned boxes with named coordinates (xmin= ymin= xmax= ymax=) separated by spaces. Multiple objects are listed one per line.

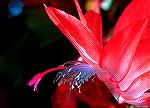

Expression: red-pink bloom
xmin=28 ymin=0 xmax=150 ymax=107
xmin=51 ymin=77 xmax=115 ymax=108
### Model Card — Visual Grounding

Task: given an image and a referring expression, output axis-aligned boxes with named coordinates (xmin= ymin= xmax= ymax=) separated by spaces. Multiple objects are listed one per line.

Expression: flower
xmin=27 ymin=0 xmax=150 ymax=107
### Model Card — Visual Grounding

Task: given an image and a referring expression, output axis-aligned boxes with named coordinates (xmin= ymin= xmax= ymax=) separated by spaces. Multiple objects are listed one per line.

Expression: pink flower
xmin=28 ymin=0 xmax=150 ymax=107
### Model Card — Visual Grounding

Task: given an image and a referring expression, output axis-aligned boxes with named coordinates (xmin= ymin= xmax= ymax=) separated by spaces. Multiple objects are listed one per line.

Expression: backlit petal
xmin=84 ymin=11 xmax=102 ymax=46
xmin=123 ymin=93 xmax=150 ymax=106
xmin=119 ymin=25 xmax=150 ymax=91
xmin=121 ymin=71 xmax=150 ymax=100
xmin=44 ymin=6 xmax=102 ymax=66
xmin=100 ymin=18 xmax=148 ymax=82
xmin=114 ymin=0 xmax=150 ymax=34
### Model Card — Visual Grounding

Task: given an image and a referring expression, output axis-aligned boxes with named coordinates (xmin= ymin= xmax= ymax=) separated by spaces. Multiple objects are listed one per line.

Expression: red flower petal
xmin=124 ymin=93 xmax=150 ymax=106
xmin=84 ymin=10 xmax=102 ymax=46
xmin=74 ymin=0 xmax=102 ymax=45
xmin=100 ymin=18 xmax=148 ymax=82
xmin=119 ymin=28 xmax=150 ymax=91
xmin=44 ymin=6 xmax=102 ymax=66
xmin=121 ymin=71 xmax=150 ymax=100
xmin=114 ymin=0 xmax=150 ymax=34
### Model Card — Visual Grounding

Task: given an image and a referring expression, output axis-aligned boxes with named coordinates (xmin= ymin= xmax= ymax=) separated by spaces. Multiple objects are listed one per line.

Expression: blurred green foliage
xmin=24 ymin=6 xmax=62 ymax=47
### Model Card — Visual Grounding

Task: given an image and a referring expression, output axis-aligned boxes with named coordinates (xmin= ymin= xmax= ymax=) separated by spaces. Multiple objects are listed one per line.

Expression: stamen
xmin=54 ymin=61 xmax=100 ymax=93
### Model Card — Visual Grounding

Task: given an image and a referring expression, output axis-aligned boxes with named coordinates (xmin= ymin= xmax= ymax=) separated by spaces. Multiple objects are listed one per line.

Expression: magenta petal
xmin=119 ymin=36 xmax=150 ymax=91
xmin=84 ymin=10 xmax=102 ymax=46
xmin=114 ymin=0 xmax=150 ymax=34
xmin=123 ymin=93 xmax=150 ymax=106
xmin=121 ymin=71 xmax=150 ymax=100
xmin=44 ymin=6 xmax=102 ymax=66
xmin=100 ymin=18 xmax=148 ymax=82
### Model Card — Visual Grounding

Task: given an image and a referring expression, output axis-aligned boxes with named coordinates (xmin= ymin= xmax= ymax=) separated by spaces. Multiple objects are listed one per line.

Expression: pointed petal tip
xmin=74 ymin=0 xmax=87 ymax=25
xmin=43 ymin=3 xmax=47 ymax=8
xmin=44 ymin=5 xmax=102 ymax=65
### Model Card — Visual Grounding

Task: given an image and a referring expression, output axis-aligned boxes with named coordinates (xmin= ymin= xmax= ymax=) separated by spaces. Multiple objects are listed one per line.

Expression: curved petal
xmin=119 ymin=32 xmax=150 ymax=91
xmin=44 ymin=6 xmax=102 ymax=66
xmin=84 ymin=10 xmax=102 ymax=46
xmin=96 ymin=69 xmax=121 ymax=101
xmin=121 ymin=71 xmax=150 ymax=100
xmin=123 ymin=93 xmax=150 ymax=106
xmin=114 ymin=0 xmax=150 ymax=34
xmin=74 ymin=0 xmax=102 ymax=45
xmin=100 ymin=18 xmax=148 ymax=82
